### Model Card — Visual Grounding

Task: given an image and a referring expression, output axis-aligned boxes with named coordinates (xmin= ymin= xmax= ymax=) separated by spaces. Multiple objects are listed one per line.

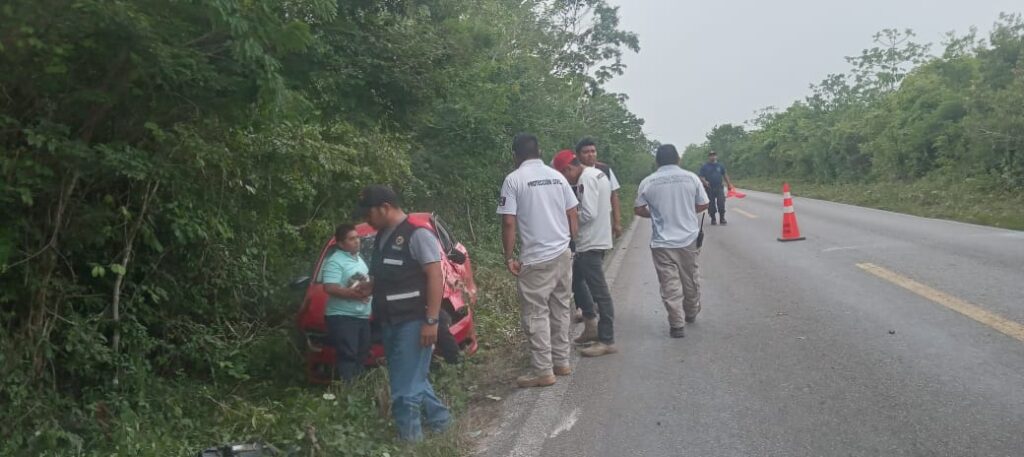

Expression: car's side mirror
xmin=289 ymin=275 xmax=311 ymax=290
xmin=447 ymin=250 xmax=467 ymax=265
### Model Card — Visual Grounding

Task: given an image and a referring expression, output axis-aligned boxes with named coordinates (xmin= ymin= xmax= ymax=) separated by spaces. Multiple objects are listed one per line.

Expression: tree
xmin=542 ymin=0 xmax=640 ymax=103
xmin=1 ymin=1 xmax=654 ymax=452
xmin=687 ymin=16 xmax=1024 ymax=188
xmin=846 ymin=28 xmax=932 ymax=97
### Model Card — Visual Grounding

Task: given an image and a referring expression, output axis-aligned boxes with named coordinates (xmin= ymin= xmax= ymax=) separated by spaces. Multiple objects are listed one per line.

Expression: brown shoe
xmin=573 ymin=308 xmax=584 ymax=323
xmin=516 ymin=373 xmax=556 ymax=388
xmin=554 ymin=365 xmax=572 ymax=376
xmin=580 ymin=342 xmax=618 ymax=357
xmin=574 ymin=318 xmax=598 ymax=345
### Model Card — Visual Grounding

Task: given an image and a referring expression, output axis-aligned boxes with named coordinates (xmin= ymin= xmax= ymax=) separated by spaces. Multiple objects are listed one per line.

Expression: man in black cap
xmin=698 ymin=150 xmax=735 ymax=225
xmin=353 ymin=185 xmax=451 ymax=442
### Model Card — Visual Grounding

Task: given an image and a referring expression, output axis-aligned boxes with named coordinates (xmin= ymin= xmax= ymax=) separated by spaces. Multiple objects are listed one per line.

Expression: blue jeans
xmin=382 ymin=319 xmax=452 ymax=442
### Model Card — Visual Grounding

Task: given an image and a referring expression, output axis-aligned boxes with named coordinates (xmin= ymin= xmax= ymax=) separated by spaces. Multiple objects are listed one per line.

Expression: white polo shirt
xmin=497 ymin=159 xmax=579 ymax=265
xmin=576 ymin=166 xmax=613 ymax=252
xmin=635 ymin=165 xmax=709 ymax=248
xmin=606 ymin=167 xmax=622 ymax=192
xmin=590 ymin=163 xmax=621 ymax=192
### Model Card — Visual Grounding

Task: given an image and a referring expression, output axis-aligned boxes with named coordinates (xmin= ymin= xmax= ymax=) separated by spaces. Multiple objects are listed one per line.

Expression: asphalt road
xmin=477 ymin=189 xmax=1024 ymax=457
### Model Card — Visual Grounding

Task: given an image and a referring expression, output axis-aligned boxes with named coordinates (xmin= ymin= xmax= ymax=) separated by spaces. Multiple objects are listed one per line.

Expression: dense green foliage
xmin=0 ymin=1 xmax=651 ymax=454
xmin=682 ymin=15 xmax=1024 ymax=194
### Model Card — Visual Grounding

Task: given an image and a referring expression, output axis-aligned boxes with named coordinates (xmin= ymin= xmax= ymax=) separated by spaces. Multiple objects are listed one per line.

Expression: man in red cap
xmin=552 ymin=150 xmax=617 ymax=357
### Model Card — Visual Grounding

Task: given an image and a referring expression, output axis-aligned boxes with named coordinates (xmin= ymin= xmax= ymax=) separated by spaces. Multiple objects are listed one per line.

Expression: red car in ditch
xmin=295 ymin=213 xmax=479 ymax=384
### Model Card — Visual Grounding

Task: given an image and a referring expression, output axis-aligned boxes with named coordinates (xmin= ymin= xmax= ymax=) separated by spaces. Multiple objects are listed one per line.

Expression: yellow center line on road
xmin=856 ymin=262 xmax=1024 ymax=343
xmin=733 ymin=208 xmax=758 ymax=219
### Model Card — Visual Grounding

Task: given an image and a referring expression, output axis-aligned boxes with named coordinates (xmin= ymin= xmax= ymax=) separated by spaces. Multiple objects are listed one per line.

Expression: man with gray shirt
xmin=499 ymin=134 xmax=579 ymax=388
xmin=634 ymin=145 xmax=710 ymax=338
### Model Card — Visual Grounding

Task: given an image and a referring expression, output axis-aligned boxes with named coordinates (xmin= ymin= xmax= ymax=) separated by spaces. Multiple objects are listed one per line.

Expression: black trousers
xmin=571 ymin=250 xmax=615 ymax=344
xmin=707 ymin=185 xmax=726 ymax=218
xmin=325 ymin=315 xmax=371 ymax=382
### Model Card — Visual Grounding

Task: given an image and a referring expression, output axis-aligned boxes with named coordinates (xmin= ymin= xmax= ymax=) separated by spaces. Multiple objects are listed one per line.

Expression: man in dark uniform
xmin=698 ymin=151 xmax=735 ymax=225
xmin=354 ymin=185 xmax=451 ymax=442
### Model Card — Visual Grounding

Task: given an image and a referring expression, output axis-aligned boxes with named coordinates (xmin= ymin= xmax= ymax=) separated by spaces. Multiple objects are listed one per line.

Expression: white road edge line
xmin=548 ymin=408 xmax=580 ymax=439
xmin=822 ymin=246 xmax=863 ymax=252
xmin=496 ymin=216 xmax=641 ymax=457
xmin=732 ymin=208 xmax=758 ymax=219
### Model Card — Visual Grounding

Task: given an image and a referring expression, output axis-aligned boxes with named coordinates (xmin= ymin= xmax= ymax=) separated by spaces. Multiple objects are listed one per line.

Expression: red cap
xmin=551 ymin=149 xmax=577 ymax=172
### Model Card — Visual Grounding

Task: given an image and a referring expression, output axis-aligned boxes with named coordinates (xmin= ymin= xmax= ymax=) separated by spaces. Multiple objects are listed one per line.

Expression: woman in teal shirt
xmin=320 ymin=224 xmax=372 ymax=382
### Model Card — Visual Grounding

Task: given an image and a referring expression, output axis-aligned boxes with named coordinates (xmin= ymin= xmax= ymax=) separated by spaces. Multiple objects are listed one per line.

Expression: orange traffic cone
xmin=778 ymin=182 xmax=806 ymax=242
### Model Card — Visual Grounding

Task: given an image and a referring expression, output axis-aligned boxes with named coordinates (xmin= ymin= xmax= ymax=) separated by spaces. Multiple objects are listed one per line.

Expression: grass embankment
xmin=69 ymin=187 xmax=640 ymax=457
xmin=73 ymin=262 xmax=522 ymax=457
xmin=617 ymin=184 xmax=638 ymax=232
xmin=737 ymin=176 xmax=1024 ymax=231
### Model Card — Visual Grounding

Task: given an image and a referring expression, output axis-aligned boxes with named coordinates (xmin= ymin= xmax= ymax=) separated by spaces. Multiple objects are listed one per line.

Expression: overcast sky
xmin=605 ymin=0 xmax=1022 ymax=147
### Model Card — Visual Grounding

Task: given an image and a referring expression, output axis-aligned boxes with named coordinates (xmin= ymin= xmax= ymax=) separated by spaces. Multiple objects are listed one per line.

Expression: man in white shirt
xmin=634 ymin=144 xmax=710 ymax=338
xmin=575 ymin=138 xmax=623 ymax=237
xmin=552 ymin=150 xmax=617 ymax=357
xmin=571 ymin=138 xmax=622 ymax=324
xmin=498 ymin=134 xmax=579 ymax=388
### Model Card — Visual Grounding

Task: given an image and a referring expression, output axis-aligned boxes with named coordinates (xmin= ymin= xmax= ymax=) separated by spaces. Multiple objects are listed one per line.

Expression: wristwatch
xmin=425 ymin=316 xmax=439 ymax=325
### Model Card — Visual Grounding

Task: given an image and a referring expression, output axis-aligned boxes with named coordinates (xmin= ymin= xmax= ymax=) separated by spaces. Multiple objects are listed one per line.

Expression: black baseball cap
xmin=352 ymin=185 xmax=400 ymax=219
xmin=708 ymin=150 xmax=717 ymax=156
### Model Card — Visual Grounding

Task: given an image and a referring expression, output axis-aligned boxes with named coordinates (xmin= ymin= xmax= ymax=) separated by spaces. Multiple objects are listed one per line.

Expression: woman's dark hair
xmin=335 ymin=223 xmax=357 ymax=242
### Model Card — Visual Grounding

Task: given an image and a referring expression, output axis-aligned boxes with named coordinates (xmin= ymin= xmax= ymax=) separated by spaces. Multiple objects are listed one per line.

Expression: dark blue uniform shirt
xmin=699 ymin=162 xmax=727 ymax=187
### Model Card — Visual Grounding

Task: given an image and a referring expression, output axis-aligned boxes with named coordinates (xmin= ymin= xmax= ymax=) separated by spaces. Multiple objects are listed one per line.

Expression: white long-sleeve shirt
xmin=576 ymin=166 xmax=613 ymax=252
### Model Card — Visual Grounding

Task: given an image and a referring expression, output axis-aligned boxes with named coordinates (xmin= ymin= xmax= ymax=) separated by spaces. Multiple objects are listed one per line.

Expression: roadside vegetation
xmin=739 ymin=176 xmax=1024 ymax=230
xmin=0 ymin=1 xmax=653 ymax=455
xmin=681 ymin=14 xmax=1024 ymax=230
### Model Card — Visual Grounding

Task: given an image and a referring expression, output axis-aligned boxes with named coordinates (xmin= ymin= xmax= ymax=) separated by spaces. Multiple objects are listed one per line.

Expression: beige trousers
xmin=651 ymin=243 xmax=702 ymax=329
xmin=516 ymin=249 xmax=573 ymax=376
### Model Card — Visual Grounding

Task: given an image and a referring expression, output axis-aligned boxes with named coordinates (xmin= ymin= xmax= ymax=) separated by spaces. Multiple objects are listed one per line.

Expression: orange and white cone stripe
xmin=778 ymin=182 xmax=805 ymax=242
